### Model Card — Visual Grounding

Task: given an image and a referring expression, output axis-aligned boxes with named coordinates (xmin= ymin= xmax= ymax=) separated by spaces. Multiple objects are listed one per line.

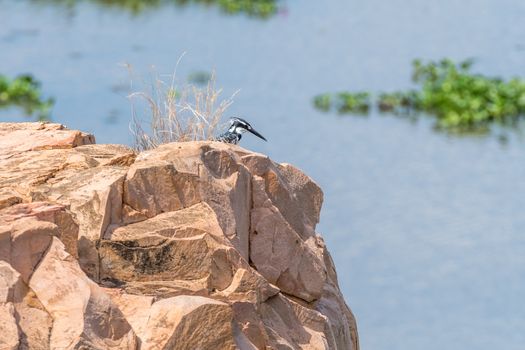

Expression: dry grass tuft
xmin=127 ymin=64 xmax=237 ymax=152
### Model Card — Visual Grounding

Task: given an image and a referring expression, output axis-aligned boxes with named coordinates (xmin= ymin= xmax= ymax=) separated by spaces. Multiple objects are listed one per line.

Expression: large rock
xmin=0 ymin=262 xmax=21 ymax=350
xmin=123 ymin=143 xmax=253 ymax=261
xmin=250 ymin=175 xmax=326 ymax=302
xmin=32 ymin=166 xmax=128 ymax=279
xmin=14 ymin=288 xmax=53 ymax=350
xmin=0 ymin=122 xmax=94 ymax=156
xmin=0 ymin=302 xmax=19 ymax=350
xmin=0 ymin=202 xmax=78 ymax=258
xmin=107 ymin=291 xmax=237 ymax=349
xmin=0 ymin=122 xmax=359 ymax=350
xmin=0 ymin=260 xmax=52 ymax=350
xmin=0 ymin=204 xmax=136 ymax=349
xmin=29 ymin=237 xmax=137 ymax=349
xmin=99 ymin=202 xmax=279 ymax=304
xmin=0 ymin=202 xmax=79 ymax=282
xmin=0 ymin=124 xmax=134 ymax=279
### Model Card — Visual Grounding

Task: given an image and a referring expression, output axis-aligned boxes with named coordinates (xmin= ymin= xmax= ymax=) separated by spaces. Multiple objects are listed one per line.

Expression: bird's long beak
xmin=248 ymin=127 xmax=267 ymax=141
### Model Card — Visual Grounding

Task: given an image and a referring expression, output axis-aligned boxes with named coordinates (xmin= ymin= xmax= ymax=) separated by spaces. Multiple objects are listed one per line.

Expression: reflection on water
xmin=1 ymin=1 xmax=525 ymax=349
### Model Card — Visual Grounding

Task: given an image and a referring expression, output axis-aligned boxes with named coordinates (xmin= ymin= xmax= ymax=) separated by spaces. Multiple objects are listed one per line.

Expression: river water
xmin=1 ymin=1 xmax=524 ymax=349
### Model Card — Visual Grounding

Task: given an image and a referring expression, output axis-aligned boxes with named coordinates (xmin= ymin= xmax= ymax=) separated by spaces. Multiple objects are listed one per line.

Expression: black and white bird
xmin=215 ymin=117 xmax=267 ymax=145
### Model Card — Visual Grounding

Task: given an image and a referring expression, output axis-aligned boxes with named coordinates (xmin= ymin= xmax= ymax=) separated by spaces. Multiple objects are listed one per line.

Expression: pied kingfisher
xmin=216 ymin=117 xmax=267 ymax=145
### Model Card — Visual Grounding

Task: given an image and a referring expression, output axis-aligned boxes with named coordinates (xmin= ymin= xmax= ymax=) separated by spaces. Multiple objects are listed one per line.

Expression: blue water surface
xmin=1 ymin=1 xmax=524 ymax=349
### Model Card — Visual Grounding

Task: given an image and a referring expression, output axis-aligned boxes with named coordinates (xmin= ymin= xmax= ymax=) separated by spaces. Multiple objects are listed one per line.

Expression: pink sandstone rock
xmin=0 ymin=260 xmax=52 ymax=350
xmin=0 ymin=302 xmax=19 ymax=350
xmin=0 ymin=202 xmax=78 ymax=258
xmin=123 ymin=142 xmax=253 ymax=261
xmin=0 ymin=122 xmax=359 ymax=350
xmin=250 ymin=175 xmax=326 ymax=302
xmin=0 ymin=122 xmax=94 ymax=156
xmin=99 ymin=202 xmax=279 ymax=304
xmin=29 ymin=237 xmax=137 ymax=349
xmin=0 ymin=262 xmax=21 ymax=350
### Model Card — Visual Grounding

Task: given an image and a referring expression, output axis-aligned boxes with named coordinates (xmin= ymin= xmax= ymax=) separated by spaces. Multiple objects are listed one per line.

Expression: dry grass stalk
xmin=128 ymin=67 xmax=237 ymax=152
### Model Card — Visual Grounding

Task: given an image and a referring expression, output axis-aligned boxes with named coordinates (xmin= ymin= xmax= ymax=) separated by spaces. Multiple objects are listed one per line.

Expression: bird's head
xmin=229 ymin=117 xmax=267 ymax=141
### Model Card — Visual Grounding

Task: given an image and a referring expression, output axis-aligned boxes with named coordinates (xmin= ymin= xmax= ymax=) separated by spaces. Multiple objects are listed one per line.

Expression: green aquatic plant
xmin=409 ymin=58 xmax=525 ymax=130
xmin=335 ymin=91 xmax=370 ymax=114
xmin=312 ymin=93 xmax=331 ymax=112
xmin=0 ymin=74 xmax=54 ymax=120
xmin=216 ymin=0 xmax=277 ymax=17
xmin=35 ymin=0 xmax=163 ymax=14
xmin=314 ymin=59 xmax=525 ymax=132
xmin=178 ymin=0 xmax=278 ymax=17
xmin=37 ymin=0 xmax=279 ymax=18
xmin=312 ymin=92 xmax=370 ymax=114
xmin=377 ymin=91 xmax=417 ymax=112
xmin=100 ymin=0 xmax=162 ymax=13
xmin=187 ymin=70 xmax=212 ymax=85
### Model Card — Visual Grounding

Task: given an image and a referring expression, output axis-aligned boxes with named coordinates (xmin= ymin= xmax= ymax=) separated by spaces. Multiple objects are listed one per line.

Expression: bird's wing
xmin=215 ymin=132 xmax=239 ymax=144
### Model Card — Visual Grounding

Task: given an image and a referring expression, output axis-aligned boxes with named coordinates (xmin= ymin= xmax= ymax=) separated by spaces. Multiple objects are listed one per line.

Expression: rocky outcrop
xmin=0 ymin=122 xmax=359 ymax=349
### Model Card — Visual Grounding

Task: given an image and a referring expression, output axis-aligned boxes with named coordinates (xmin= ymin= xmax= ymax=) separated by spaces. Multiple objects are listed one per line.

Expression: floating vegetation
xmin=314 ymin=92 xmax=370 ymax=114
xmin=314 ymin=59 xmax=525 ymax=133
xmin=180 ymin=0 xmax=278 ymax=18
xmin=335 ymin=92 xmax=370 ymax=114
xmin=312 ymin=93 xmax=331 ymax=112
xmin=98 ymin=0 xmax=162 ymax=13
xmin=0 ymin=74 xmax=54 ymax=120
xmin=187 ymin=70 xmax=212 ymax=85
xmin=37 ymin=0 xmax=280 ymax=18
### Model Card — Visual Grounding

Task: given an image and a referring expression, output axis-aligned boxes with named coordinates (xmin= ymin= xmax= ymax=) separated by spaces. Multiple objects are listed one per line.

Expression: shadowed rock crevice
xmin=0 ymin=122 xmax=359 ymax=350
